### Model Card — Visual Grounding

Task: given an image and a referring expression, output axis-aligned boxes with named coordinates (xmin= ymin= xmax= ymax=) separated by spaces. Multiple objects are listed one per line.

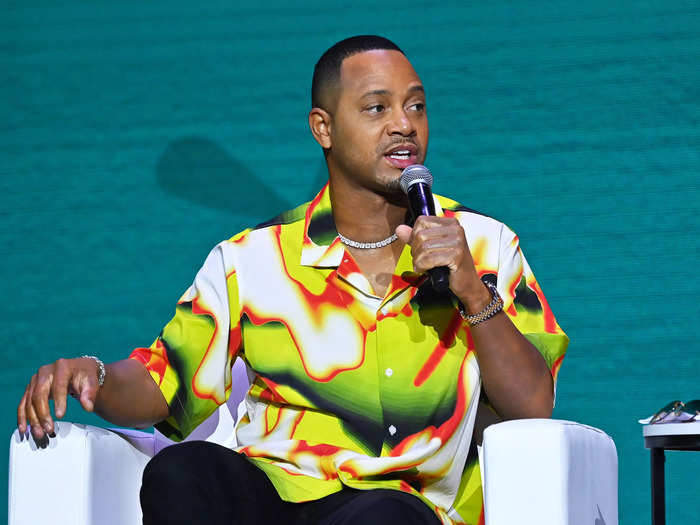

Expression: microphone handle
xmin=406 ymin=183 xmax=436 ymax=218
xmin=406 ymin=183 xmax=451 ymax=293
xmin=428 ymin=267 xmax=451 ymax=292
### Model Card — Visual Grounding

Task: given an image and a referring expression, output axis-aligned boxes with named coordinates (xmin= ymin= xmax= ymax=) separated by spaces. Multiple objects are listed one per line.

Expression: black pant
xmin=141 ymin=441 xmax=441 ymax=525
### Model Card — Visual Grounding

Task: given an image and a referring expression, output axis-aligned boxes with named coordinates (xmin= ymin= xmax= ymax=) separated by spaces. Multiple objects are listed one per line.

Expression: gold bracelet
xmin=459 ymin=281 xmax=504 ymax=326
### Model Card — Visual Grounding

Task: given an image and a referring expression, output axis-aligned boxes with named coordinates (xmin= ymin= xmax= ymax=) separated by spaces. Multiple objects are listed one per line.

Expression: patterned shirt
xmin=130 ymin=184 xmax=568 ymax=525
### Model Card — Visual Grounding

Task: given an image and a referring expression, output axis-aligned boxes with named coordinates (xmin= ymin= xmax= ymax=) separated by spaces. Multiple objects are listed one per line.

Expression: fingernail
xmin=49 ymin=432 xmax=56 ymax=438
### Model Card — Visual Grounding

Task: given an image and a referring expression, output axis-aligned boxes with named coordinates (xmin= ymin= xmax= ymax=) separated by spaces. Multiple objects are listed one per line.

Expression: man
xmin=17 ymin=36 xmax=568 ymax=525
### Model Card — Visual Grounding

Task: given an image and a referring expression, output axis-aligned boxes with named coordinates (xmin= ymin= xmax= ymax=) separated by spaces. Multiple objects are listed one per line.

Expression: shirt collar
xmin=300 ymin=183 xmax=344 ymax=267
xmin=299 ymin=183 xmax=446 ymax=269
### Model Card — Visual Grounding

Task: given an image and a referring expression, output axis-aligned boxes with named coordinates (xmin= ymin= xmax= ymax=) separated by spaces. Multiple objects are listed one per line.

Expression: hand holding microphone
xmin=396 ymin=164 xmax=486 ymax=305
xmin=398 ymin=165 xmax=450 ymax=292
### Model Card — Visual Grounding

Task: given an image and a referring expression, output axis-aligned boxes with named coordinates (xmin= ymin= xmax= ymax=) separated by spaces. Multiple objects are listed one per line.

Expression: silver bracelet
xmin=459 ymin=281 xmax=504 ymax=326
xmin=80 ymin=355 xmax=106 ymax=386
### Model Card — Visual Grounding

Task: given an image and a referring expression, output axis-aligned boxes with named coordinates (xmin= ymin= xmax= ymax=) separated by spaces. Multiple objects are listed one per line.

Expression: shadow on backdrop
xmin=157 ymin=137 xmax=304 ymax=218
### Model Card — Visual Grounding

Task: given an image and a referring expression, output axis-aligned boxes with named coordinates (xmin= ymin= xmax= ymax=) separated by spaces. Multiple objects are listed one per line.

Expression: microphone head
xmin=400 ymin=164 xmax=433 ymax=194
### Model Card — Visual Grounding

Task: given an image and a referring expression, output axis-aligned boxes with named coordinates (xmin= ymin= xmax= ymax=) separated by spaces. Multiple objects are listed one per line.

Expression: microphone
xmin=400 ymin=164 xmax=451 ymax=293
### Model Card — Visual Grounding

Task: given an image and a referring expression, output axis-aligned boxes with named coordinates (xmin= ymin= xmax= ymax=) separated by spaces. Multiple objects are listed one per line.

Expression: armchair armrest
xmin=481 ymin=419 xmax=618 ymax=525
xmin=8 ymin=358 xmax=248 ymax=525
xmin=8 ymin=422 xmax=154 ymax=525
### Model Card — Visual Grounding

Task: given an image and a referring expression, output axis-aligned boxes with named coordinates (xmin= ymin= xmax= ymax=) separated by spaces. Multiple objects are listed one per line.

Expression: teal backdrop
xmin=2 ymin=1 xmax=698 ymax=523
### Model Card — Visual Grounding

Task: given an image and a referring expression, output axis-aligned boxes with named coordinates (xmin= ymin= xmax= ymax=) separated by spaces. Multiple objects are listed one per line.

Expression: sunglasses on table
xmin=649 ymin=400 xmax=700 ymax=424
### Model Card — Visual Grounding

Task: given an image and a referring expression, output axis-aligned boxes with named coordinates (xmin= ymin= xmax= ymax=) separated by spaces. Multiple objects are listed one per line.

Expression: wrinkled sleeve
xmin=129 ymin=242 xmax=243 ymax=440
xmin=496 ymin=225 xmax=569 ymax=386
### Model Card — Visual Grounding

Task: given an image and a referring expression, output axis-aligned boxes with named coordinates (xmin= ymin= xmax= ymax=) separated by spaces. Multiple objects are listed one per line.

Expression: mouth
xmin=383 ymin=143 xmax=419 ymax=169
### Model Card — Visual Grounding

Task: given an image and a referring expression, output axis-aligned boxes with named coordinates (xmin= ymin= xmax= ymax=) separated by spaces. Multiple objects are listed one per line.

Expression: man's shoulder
xmin=251 ymin=200 xmax=311 ymax=231
xmin=436 ymin=194 xmax=510 ymax=233
xmin=435 ymin=193 xmax=522 ymax=253
xmin=436 ymin=194 xmax=485 ymax=217
xmin=223 ymin=200 xmax=312 ymax=245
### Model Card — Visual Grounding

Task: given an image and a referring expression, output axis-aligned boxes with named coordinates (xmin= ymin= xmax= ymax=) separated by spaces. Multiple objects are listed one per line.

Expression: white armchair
xmin=8 ymin=360 xmax=618 ymax=525
xmin=480 ymin=419 xmax=618 ymax=525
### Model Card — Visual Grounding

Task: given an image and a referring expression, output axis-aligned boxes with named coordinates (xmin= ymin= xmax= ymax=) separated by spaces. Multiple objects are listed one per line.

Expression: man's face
xmin=326 ymin=49 xmax=428 ymax=195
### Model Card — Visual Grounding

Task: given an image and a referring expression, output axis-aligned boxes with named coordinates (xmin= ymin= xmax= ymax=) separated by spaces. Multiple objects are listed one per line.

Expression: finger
xmin=415 ymin=233 xmax=459 ymax=251
xmin=395 ymin=224 xmax=412 ymax=243
xmin=51 ymin=359 xmax=71 ymax=419
xmin=412 ymin=215 xmax=455 ymax=232
xmin=27 ymin=401 xmax=50 ymax=448
xmin=412 ymin=225 xmax=462 ymax=258
xmin=410 ymin=216 xmax=431 ymax=236
xmin=25 ymin=376 xmax=46 ymax=443
xmin=406 ymin=217 xmax=461 ymax=251
xmin=26 ymin=401 xmax=43 ymax=441
xmin=32 ymin=365 xmax=55 ymax=435
xmin=17 ymin=385 xmax=30 ymax=436
xmin=412 ymin=220 xmax=457 ymax=242
xmin=413 ymin=222 xmax=469 ymax=267
xmin=413 ymin=246 xmax=462 ymax=274
xmin=78 ymin=373 xmax=99 ymax=413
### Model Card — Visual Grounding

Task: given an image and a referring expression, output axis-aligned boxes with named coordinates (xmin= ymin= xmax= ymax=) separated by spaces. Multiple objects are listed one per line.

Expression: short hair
xmin=311 ymin=35 xmax=405 ymax=110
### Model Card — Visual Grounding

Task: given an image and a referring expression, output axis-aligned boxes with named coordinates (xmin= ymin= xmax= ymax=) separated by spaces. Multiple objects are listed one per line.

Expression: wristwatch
xmin=458 ymin=281 xmax=504 ymax=327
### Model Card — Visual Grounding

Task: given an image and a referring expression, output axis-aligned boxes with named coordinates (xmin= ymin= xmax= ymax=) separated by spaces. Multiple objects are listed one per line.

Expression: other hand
xmin=17 ymin=357 xmax=101 ymax=447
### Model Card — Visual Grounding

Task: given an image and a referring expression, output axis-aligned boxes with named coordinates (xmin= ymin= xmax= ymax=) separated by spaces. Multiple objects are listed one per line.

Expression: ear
xmin=308 ymin=108 xmax=332 ymax=149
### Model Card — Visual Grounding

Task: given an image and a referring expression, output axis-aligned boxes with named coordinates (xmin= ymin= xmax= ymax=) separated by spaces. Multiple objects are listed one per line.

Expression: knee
xmin=362 ymin=496 xmax=413 ymax=521
xmin=347 ymin=491 xmax=438 ymax=525
xmin=141 ymin=441 xmax=211 ymax=496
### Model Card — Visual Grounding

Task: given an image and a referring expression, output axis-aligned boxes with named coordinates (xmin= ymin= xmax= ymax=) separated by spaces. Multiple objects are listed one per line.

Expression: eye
xmin=409 ymin=102 xmax=425 ymax=112
xmin=365 ymin=104 xmax=385 ymax=115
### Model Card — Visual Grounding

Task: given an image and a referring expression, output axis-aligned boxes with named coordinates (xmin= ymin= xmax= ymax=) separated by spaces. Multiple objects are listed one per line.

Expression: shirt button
xmin=384 ymin=368 xmax=393 ymax=377
xmin=343 ymin=259 xmax=349 ymax=263
xmin=388 ymin=425 xmax=397 ymax=436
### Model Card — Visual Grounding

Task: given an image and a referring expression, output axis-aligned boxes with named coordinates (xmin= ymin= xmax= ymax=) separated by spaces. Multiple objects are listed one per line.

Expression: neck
xmin=328 ymin=175 xmax=408 ymax=242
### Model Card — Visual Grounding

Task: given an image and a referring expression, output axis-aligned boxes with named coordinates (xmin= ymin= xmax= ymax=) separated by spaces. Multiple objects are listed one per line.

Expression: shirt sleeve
xmin=129 ymin=242 xmax=243 ymax=441
xmin=496 ymin=225 xmax=569 ymax=385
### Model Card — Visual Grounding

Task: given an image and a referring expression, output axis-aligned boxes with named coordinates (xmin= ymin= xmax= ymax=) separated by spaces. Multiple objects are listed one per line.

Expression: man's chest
xmin=237 ymin=259 xmax=479 ymax=447
xmin=342 ymin=242 xmax=405 ymax=298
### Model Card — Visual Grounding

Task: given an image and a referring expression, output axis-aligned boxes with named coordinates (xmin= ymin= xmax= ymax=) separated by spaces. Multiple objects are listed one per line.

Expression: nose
xmin=388 ymin=107 xmax=416 ymax=136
